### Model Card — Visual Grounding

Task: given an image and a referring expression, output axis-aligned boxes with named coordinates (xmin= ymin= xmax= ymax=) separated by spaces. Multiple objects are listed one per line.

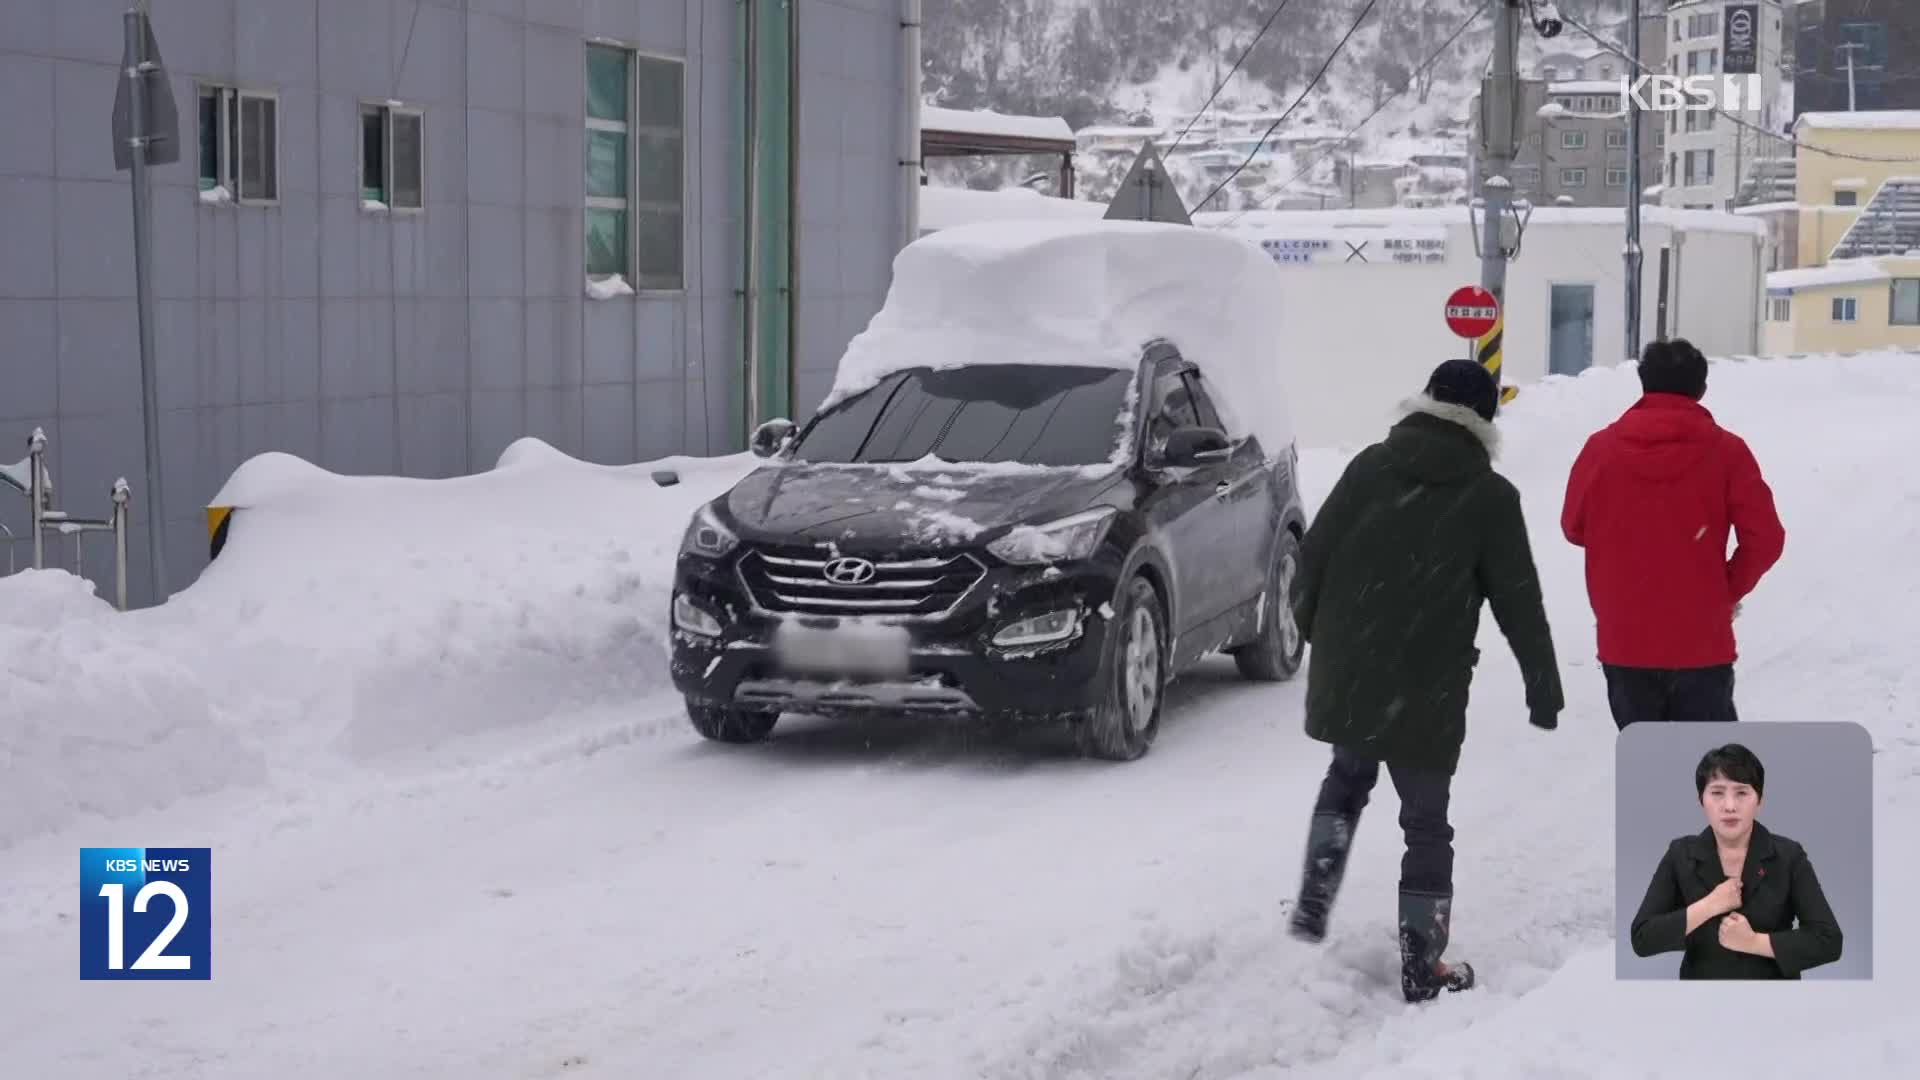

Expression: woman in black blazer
xmin=1629 ymin=744 xmax=1844 ymax=979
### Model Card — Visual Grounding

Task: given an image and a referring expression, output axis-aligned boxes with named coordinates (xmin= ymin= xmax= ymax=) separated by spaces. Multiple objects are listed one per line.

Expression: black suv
xmin=667 ymin=341 xmax=1307 ymax=760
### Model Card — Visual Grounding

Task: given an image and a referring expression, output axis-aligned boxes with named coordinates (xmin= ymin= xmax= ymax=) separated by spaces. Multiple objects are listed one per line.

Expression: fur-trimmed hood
xmin=1397 ymin=393 xmax=1501 ymax=459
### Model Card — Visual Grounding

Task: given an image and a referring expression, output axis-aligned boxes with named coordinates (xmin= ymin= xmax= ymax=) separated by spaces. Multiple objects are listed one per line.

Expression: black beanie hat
xmin=1640 ymin=338 xmax=1708 ymax=399
xmin=1424 ymin=359 xmax=1499 ymax=423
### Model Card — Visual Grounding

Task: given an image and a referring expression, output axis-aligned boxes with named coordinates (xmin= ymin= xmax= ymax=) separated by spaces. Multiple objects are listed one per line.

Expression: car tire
xmin=686 ymin=700 xmax=780 ymax=744
xmin=1074 ymin=575 xmax=1168 ymax=762
xmin=1232 ymin=529 xmax=1305 ymax=682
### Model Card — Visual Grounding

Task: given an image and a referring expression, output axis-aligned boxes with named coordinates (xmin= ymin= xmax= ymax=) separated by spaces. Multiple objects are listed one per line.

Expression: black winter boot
xmin=1398 ymin=890 xmax=1475 ymax=1002
xmin=1288 ymin=811 xmax=1356 ymax=943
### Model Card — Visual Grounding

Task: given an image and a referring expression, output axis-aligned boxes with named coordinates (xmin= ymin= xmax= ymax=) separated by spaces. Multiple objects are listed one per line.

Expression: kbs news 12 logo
xmin=79 ymin=848 xmax=211 ymax=980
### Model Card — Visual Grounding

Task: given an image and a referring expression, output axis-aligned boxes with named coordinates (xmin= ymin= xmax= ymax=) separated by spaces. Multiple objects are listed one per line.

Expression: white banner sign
xmin=1255 ymin=227 xmax=1450 ymax=267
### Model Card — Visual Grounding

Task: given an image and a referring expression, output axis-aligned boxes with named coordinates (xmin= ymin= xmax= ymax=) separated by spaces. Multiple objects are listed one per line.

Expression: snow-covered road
xmin=3 ymin=353 xmax=1917 ymax=1078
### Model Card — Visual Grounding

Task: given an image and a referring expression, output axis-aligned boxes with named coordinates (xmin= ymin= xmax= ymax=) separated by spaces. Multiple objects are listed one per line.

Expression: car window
xmin=1146 ymin=364 xmax=1201 ymax=451
xmin=791 ymin=364 xmax=1132 ymax=467
xmin=1183 ymin=370 xmax=1226 ymax=432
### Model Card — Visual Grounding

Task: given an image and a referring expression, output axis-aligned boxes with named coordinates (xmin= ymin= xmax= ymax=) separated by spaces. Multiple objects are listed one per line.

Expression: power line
xmin=1195 ymin=0 xmax=1384 ymax=211
xmin=1558 ymin=7 xmax=1920 ymax=167
xmin=1219 ymin=0 xmax=1491 ymax=225
xmin=1168 ymin=0 xmax=1298 ymax=157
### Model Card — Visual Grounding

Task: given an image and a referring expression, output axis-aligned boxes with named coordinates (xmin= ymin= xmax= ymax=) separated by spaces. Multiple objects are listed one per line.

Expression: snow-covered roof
xmin=1734 ymin=201 xmax=1802 ymax=216
xmin=830 ymin=220 xmax=1294 ymax=459
xmin=1195 ymin=205 xmax=1767 ymax=237
xmin=921 ymin=105 xmax=1074 ymax=143
xmin=1796 ymin=110 xmax=1920 ymax=132
xmin=1074 ymin=125 xmax=1162 ymax=140
xmin=1549 ymin=81 xmax=1625 ymax=96
xmin=1766 ymin=260 xmax=1890 ymax=292
xmin=917 ymin=186 xmax=1105 ymax=232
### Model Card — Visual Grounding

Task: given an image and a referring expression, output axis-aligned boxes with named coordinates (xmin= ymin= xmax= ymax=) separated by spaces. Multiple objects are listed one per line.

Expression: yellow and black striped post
xmin=207 ymin=506 xmax=232 ymax=562
xmin=1477 ymin=310 xmax=1520 ymax=405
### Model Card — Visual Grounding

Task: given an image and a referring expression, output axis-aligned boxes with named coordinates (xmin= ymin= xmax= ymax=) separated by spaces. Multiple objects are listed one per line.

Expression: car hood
xmin=720 ymin=462 xmax=1123 ymax=550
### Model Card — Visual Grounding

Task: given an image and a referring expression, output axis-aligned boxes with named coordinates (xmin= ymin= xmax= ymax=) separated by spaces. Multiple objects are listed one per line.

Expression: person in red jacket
xmin=1561 ymin=339 xmax=1785 ymax=728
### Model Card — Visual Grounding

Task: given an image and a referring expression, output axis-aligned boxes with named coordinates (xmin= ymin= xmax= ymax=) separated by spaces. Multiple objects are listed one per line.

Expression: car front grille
xmin=737 ymin=547 xmax=988 ymax=618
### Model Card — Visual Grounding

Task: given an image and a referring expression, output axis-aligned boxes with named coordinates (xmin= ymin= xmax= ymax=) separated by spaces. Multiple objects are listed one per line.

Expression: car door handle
xmin=1214 ymin=481 xmax=1232 ymax=498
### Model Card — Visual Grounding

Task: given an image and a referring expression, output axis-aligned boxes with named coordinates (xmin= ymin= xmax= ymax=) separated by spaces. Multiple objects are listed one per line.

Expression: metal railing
xmin=1 ymin=427 xmax=133 ymax=611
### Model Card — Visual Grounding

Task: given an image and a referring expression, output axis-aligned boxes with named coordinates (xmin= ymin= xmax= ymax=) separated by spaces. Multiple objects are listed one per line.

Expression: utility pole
xmin=1476 ymin=1 xmax=1524 ymax=398
xmin=1838 ymin=42 xmax=1863 ymax=110
xmin=1626 ymin=0 xmax=1644 ymax=359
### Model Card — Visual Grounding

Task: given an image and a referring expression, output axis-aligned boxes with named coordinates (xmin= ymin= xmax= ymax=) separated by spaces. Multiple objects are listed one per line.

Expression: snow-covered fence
xmin=0 ymin=427 xmax=132 ymax=611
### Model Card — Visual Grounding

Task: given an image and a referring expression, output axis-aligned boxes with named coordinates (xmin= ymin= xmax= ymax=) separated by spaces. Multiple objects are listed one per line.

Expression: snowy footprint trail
xmin=2 ymin=354 xmax=1918 ymax=1078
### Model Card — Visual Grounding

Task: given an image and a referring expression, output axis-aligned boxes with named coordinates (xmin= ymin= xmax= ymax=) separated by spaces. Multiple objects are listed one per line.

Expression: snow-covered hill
xmin=923 ymin=0 xmax=1639 ymax=211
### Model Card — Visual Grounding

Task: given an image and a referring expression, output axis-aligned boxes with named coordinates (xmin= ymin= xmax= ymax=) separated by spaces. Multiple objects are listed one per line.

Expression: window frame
xmin=1767 ymin=296 xmax=1791 ymax=322
xmin=196 ymin=83 xmax=280 ymax=206
xmin=358 ymin=101 xmax=426 ymax=213
xmin=1891 ymin=279 xmax=1920 ymax=326
xmin=1835 ymin=189 xmax=1859 ymax=207
xmin=1831 ymin=296 xmax=1859 ymax=323
xmin=1607 ymin=129 xmax=1628 ymax=150
xmin=584 ymin=42 xmax=687 ymax=294
xmin=1606 ymin=167 xmax=1629 ymax=187
xmin=1561 ymin=167 xmax=1589 ymax=187
xmin=1561 ymin=129 xmax=1588 ymax=150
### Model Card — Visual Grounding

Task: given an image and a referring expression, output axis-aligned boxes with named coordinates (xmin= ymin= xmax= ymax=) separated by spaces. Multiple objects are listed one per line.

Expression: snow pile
xmin=586 ymin=274 xmax=636 ymax=300
xmin=828 ymin=220 xmax=1297 ymax=460
xmin=918 ymin=185 xmax=1106 ymax=233
xmin=0 ymin=443 xmax=757 ymax=847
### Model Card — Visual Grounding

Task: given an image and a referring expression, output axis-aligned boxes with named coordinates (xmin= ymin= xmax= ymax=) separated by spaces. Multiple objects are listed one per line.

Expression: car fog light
xmin=993 ymin=608 xmax=1082 ymax=648
xmin=673 ymin=593 xmax=723 ymax=637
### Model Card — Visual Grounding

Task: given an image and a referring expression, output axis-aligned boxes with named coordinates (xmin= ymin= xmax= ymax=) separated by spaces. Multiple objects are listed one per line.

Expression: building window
xmin=359 ymin=105 xmax=423 ymax=210
xmin=1561 ymin=168 xmax=1588 ymax=187
xmin=197 ymin=85 xmax=277 ymax=203
xmin=1607 ymin=130 xmax=1628 ymax=150
xmin=586 ymin=45 xmax=686 ymax=290
xmin=1606 ymin=167 xmax=1629 ymax=187
xmin=1892 ymin=280 xmax=1920 ymax=325
xmin=1835 ymin=190 xmax=1859 ymax=206
xmin=1832 ymin=296 xmax=1859 ymax=322
xmin=1768 ymin=296 xmax=1791 ymax=322
xmin=1562 ymin=130 xmax=1588 ymax=150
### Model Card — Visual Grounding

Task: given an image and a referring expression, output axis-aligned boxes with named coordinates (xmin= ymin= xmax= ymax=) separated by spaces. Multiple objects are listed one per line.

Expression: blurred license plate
xmin=774 ymin=621 xmax=910 ymax=678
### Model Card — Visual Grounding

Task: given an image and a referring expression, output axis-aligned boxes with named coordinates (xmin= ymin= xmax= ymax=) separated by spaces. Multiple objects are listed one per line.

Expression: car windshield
xmin=791 ymin=364 xmax=1133 ymax=467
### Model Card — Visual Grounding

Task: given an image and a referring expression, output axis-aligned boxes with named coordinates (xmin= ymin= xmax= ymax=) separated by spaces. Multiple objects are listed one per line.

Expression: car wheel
xmin=1232 ymin=529 xmax=1305 ymax=682
xmin=686 ymin=700 xmax=780 ymax=744
xmin=1075 ymin=576 xmax=1167 ymax=762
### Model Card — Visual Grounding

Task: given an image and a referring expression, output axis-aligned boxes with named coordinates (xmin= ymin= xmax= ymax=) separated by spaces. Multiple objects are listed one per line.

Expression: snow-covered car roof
xmin=826 ymin=220 xmax=1296 ymax=461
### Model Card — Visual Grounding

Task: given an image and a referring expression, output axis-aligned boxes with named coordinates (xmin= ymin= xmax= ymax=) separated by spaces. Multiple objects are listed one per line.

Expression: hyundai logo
xmin=823 ymin=557 xmax=877 ymax=585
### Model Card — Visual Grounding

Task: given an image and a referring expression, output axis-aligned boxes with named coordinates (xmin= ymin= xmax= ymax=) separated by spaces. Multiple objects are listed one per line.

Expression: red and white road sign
xmin=1444 ymin=286 xmax=1500 ymax=339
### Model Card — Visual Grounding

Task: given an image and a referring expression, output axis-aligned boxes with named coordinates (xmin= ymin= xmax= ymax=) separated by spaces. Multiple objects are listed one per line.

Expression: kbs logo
xmin=80 ymin=847 xmax=211 ymax=980
xmin=1618 ymin=74 xmax=1765 ymax=114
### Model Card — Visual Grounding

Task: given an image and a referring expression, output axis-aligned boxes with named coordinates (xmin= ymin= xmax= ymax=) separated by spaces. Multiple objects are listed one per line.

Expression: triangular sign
xmin=112 ymin=11 xmax=180 ymax=171
xmin=1104 ymin=143 xmax=1191 ymax=226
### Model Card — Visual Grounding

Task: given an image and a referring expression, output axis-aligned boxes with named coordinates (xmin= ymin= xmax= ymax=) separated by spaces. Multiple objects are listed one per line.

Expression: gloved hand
xmin=1529 ymin=709 xmax=1559 ymax=731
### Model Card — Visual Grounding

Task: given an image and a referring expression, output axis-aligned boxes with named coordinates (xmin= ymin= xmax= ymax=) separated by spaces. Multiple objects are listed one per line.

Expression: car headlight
xmin=987 ymin=508 xmax=1117 ymax=565
xmin=672 ymin=592 xmax=724 ymax=637
xmin=992 ymin=608 xmax=1083 ymax=648
xmin=681 ymin=502 xmax=739 ymax=559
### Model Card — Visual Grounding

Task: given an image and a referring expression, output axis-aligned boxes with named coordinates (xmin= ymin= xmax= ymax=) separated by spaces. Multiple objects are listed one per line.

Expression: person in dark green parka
xmin=1285 ymin=360 xmax=1564 ymax=1004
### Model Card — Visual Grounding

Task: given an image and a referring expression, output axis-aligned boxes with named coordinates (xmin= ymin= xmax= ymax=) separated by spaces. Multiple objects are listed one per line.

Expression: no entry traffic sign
xmin=1444 ymin=286 xmax=1500 ymax=339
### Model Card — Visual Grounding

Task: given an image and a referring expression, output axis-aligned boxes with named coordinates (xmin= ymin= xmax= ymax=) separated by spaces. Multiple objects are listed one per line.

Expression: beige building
xmin=1763 ymin=257 xmax=1920 ymax=354
xmin=1793 ymin=111 xmax=1920 ymax=266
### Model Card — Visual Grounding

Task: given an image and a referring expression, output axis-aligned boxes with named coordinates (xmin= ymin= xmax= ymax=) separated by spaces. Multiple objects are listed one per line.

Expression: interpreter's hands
xmin=1719 ymin=912 xmax=1761 ymax=954
xmin=1704 ymin=876 xmax=1743 ymax=918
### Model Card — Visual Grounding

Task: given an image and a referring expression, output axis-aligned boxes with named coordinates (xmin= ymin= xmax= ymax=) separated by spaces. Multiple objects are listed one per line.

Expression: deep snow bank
xmin=0 ymin=442 xmax=756 ymax=848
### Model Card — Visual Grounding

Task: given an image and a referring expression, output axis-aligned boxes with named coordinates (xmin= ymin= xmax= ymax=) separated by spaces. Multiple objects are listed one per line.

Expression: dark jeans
xmin=1603 ymin=664 xmax=1739 ymax=730
xmin=1314 ymin=746 xmax=1455 ymax=896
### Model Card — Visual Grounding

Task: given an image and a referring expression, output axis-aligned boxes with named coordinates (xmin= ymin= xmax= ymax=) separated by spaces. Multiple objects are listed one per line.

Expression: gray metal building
xmin=1 ymin=0 xmax=911 ymax=606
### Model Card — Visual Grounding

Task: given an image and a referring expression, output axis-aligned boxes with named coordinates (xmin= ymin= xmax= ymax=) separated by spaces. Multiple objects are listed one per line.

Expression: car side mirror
xmin=750 ymin=418 xmax=796 ymax=459
xmin=1162 ymin=426 xmax=1234 ymax=467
